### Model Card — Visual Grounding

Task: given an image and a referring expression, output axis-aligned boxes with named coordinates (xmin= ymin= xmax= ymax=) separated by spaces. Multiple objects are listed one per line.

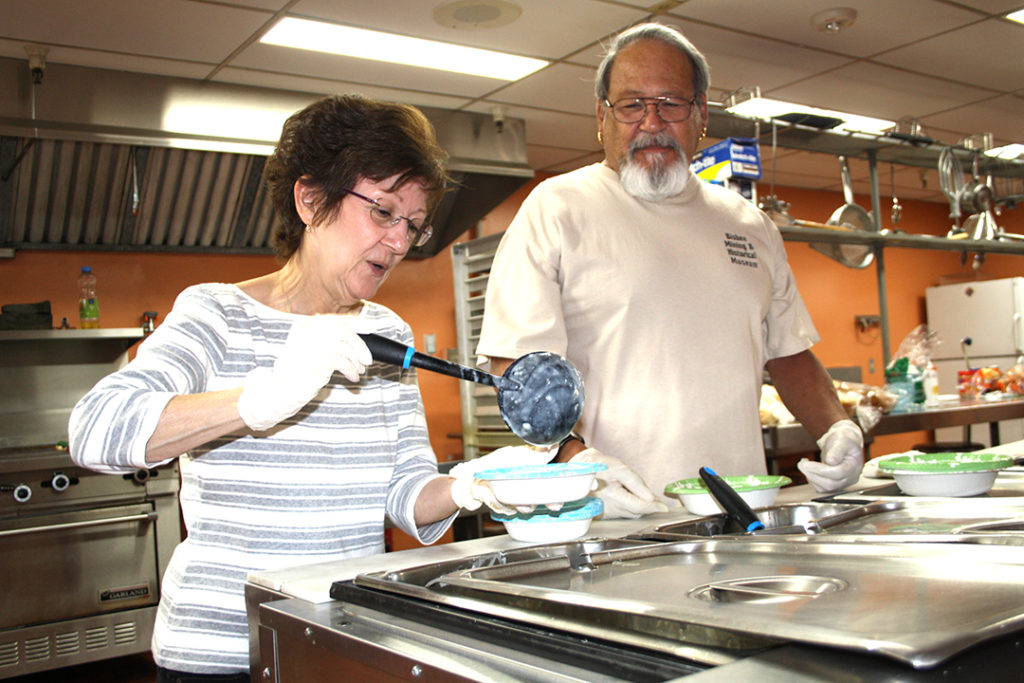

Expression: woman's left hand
xmin=448 ymin=445 xmax=555 ymax=514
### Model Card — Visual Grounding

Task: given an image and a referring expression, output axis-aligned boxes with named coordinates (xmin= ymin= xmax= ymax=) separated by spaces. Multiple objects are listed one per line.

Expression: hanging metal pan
xmin=818 ymin=156 xmax=875 ymax=268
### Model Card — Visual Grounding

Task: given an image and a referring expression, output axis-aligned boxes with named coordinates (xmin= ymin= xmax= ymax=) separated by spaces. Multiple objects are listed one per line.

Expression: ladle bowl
xmin=358 ymin=334 xmax=584 ymax=446
xmin=498 ymin=351 xmax=584 ymax=446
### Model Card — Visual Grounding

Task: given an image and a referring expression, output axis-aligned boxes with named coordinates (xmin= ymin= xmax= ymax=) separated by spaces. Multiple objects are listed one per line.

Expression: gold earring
xmin=699 ymin=127 xmax=707 ymax=142
xmin=304 ymin=224 xmax=312 ymax=233
xmin=597 ymin=130 xmax=604 ymax=144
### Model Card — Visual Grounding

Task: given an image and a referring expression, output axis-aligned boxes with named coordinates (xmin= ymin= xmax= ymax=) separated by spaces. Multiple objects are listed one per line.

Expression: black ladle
xmin=359 ymin=333 xmax=584 ymax=446
xmin=698 ymin=467 xmax=764 ymax=533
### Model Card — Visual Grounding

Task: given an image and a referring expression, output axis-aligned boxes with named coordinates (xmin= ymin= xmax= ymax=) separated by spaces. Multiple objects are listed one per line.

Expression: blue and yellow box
xmin=691 ymin=138 xmax=762 ymax=183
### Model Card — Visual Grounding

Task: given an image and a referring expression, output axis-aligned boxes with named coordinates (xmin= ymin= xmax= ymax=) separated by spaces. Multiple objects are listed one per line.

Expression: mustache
xmin=628 ymin=131 xmax=684 ymax=158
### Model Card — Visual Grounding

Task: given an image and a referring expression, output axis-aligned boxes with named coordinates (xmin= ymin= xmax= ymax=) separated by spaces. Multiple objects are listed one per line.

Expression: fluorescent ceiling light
xmin=725 ymin=89 xmax=895 ymax=135
xmin=261 ymin=17 xmax=548 ymax=81
xmin=163 ymin=102 xmax=294 ymax=150
xmin=986 ymin=143 xmax=1024 ymax=160
xmin=1006 ymin=9 xmax=1024 ymax=24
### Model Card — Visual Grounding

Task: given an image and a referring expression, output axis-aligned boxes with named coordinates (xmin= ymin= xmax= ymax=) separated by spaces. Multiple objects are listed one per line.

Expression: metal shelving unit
xmin=709 ymin=109 xmax=1024 ymax=363
xmin=450 ymin=234 xmax=522 ymax=459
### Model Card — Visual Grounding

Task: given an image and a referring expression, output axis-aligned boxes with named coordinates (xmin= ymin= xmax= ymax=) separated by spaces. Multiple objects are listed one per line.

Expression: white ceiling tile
xmin=0 ymin=0 xmax=271 ymax=63
xmin=874 ymin=18 xmax=1024 ymax=92
xmin=289 ymin=0 xmax=647 ymax=59
xmin=0 ymin=38 xmax=212 ymax=79
xmin=667 ymin=0 xmax=982 ymax=58
xmin=668 ymin=22 xmax=854 ymax=95
xmin=919 ymin=95 xmax=1024 ymax=146
xmin=953 ymin=0 xmax=1024 ymax=12
xmin=485 ymin=63 xmax=597 ymax=115
xmin=769 ymin=62 xmax=993 ymax=138
xmin=221 ymin=0 xmax=289 ymax=10
xmin=230 ymin=43 xmax=509 ymax=98
xmin=213 ymin=67 xmax=473 ymax=111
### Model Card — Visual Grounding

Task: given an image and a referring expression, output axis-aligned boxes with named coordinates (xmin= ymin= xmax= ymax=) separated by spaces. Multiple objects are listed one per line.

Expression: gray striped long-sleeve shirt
xmin=69 ymin=283 xmax=454 ymax=674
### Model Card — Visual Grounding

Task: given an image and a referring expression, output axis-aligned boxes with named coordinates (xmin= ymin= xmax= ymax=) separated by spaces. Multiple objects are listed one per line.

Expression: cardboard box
xmin=691 ymin=138 xmax=762 ymax=182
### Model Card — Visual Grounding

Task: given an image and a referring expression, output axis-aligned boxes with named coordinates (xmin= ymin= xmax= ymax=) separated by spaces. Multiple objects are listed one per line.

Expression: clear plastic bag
xmin=887 ymin=324 xmax=939 ymax=371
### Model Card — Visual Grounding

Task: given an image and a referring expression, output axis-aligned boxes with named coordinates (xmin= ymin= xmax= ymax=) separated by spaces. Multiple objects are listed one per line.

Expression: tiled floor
xmin=6 ymin=653 xmax=157 ymax=683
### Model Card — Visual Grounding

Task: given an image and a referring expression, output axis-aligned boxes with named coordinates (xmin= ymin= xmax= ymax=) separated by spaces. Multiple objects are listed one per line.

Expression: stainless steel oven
xmin=0 ymin=328 xmax=182 ymax=679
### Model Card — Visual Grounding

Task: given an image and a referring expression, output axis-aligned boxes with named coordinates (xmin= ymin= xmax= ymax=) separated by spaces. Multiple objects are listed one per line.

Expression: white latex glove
xmin=571 ymin=448 xmax=668 ymax=519
xmin=797 ymin=419 xmax=865 ymax=492
xmin=238 ymin=314 xmax=373 ymax=431
xmin=449 ymin=445 xmax=556 ymax=515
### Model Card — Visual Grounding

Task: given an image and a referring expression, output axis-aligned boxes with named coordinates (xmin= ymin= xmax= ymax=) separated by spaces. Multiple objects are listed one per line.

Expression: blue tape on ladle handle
xmin=700 ymin=467 xmax=765 ymax=532
xmin=402 ymin=346 xmax=414 ymax=369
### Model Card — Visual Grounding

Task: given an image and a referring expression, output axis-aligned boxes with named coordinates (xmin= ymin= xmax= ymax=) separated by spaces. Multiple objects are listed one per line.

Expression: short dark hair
xmin=595 ymin=23 xmax=710 ymax=102
xmin=264 ymin=94 xmax=451 ymax=258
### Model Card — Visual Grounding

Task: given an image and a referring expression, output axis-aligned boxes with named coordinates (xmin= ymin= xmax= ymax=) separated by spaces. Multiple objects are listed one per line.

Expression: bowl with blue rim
xmin=474 ymin=462 xmax=607 ymax=507
xmin=490 ymin=496 xmax=604 ymax=543
xmin=878 ymin=451 xmax=1014 ymax=496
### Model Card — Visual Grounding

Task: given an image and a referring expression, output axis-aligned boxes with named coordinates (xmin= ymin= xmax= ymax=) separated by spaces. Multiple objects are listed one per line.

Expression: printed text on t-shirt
xmin=723 ymin=232 xmax=758 ymax=268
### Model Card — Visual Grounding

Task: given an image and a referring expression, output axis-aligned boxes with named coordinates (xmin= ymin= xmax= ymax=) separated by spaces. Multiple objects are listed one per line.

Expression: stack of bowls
xmin=474 ymin=463 xmax=607 ymax=542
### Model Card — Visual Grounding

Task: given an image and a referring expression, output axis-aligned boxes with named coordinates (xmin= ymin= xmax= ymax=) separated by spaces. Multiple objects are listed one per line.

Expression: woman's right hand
xmin=237 ymin=315 xmax=373 ymax=431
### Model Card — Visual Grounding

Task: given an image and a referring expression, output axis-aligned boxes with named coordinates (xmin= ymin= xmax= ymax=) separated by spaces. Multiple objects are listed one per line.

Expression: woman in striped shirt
xmin=70 ymin=94 xmax=512 ymax=682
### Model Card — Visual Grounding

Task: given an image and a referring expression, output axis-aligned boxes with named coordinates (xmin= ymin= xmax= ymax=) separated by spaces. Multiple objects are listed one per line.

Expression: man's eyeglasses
xmin=341 ymin=188 xmax=432 ymax=248
xmin=603 ymin=96 xmax=697 ymax=124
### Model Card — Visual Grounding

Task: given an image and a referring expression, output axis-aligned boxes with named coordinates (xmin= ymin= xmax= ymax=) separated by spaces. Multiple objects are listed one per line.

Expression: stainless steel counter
xmin=246 ymin=439 xmax=1024 ymax=682
xmin=764 ymin=395 xmax=1024 ymax=456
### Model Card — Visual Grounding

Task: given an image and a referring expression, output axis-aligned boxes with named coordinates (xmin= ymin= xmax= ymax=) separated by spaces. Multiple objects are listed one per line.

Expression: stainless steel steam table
xmin=246 ymin=439 xmax=1024 ymax=682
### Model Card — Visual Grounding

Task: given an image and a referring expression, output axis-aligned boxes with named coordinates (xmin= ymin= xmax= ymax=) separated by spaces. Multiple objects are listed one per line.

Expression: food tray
xmin=635 ymin=500 xmax=1024 ymax=540
xmin=403 ymin=539 xmax=1024 ymax=668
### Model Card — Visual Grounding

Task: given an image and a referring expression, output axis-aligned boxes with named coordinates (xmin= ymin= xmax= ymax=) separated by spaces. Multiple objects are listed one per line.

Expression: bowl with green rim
xmin=665 ymin=474 xmax=791 ymax=516
xmin=878 ymin=452 xmax=1014 ymax=497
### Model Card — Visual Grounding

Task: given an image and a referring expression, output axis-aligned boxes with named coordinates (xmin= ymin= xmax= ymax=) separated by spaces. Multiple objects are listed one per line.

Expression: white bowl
xmin=474 ymin=462 xmax=606 ymax=507
xmin=664 ymin=475 xmax=791 ymax=516
xmin=878 ymin=452 xmax=1014 ymax=497
xmin=491 ymin=497 xmax=603 ymax=543
xmin=890 ymin=470 xmax=999 ymax=497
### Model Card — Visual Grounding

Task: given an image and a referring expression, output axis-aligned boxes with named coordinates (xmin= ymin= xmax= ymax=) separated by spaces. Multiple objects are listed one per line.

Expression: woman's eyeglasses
xmin=341 ymin=188 xmax=432 ymax=248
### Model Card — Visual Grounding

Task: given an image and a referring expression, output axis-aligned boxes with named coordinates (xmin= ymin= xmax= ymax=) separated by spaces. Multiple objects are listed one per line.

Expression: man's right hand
xmin=571 ymin=448 xmax=668 ymax=519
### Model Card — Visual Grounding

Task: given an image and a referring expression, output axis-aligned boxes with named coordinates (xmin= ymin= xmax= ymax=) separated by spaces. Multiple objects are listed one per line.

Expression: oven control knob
xmin=133 ymin=469 xmax=150 ymax=484
xmin=51 ymin=473 xmax=71 ymax=492
xmin=13 ymin=484 xmax=32 ymax=503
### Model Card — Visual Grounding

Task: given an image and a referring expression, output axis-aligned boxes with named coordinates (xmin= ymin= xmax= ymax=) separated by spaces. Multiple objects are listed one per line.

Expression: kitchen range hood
xmin=0 ymin=57 xmax=533 ymax=258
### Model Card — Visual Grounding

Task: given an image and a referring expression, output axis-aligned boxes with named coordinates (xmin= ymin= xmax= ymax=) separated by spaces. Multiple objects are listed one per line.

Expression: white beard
xmin=618 ymin=132 xmax=690 ymax=201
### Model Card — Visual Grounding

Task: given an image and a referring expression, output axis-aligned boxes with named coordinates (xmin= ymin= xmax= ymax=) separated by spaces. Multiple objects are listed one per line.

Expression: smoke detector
xmin=811 ymin=7 xmax=857 ymax=33
xmin=434 ymin=0 xmax=522 ymax=30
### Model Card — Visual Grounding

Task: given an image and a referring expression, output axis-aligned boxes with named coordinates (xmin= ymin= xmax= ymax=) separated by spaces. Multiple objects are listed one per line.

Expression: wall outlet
xmin=423 ymin=333 xmax=437 ymax=354
xmin=855 ymin=315 xmax=881 ymax=331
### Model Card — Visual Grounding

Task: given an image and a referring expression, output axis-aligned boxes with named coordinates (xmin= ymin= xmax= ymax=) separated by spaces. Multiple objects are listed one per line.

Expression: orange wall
xmin=2 ymin=181 xmax=1022 ymax=462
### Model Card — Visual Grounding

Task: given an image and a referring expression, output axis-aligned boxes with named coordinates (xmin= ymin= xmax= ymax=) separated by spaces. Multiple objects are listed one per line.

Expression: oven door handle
xmin=0 ymin=511 xmax=157 ymax=538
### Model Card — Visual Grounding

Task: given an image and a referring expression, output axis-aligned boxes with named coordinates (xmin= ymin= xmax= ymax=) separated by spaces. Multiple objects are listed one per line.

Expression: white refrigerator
xmin=925 ymin=277 xmax=1024 ymax=446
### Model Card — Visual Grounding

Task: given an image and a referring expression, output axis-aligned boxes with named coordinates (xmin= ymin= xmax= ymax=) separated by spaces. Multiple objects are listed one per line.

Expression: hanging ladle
xmin=359 ymin=333 xmax=584 ymax=446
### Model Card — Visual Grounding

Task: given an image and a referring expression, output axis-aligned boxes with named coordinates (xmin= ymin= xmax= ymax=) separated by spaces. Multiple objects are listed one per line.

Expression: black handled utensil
xmin=359 ymin=333 xmax=584 ymax=447
xmin=698 ymin=467 xmax=764 ymax=533
xmin=359 ymin=333 xmax=518 ymax=390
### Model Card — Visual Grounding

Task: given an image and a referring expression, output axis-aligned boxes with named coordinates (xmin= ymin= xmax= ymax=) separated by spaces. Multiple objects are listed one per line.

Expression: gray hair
xmin=594 ymin=23 xmax=710 ymax=103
